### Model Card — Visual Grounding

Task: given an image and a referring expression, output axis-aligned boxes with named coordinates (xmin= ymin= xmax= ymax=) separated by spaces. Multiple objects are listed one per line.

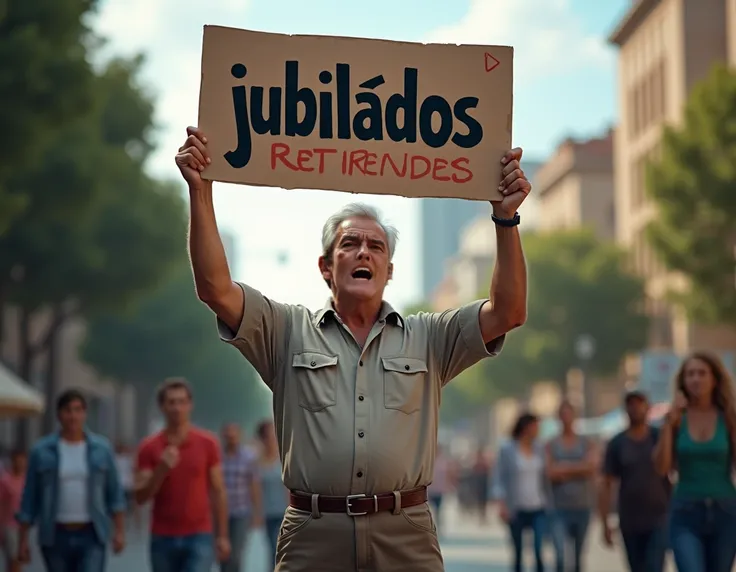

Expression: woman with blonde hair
xmin=653 ymin=351 xmax=736 ymax=571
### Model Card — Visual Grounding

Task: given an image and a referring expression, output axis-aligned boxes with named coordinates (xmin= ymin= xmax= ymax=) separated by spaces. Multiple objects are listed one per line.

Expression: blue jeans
xmin=265 ymin=515 xmax=283 ymax=570
xmin=550 ymin=509 xmax=590 ymax=572
xmin=220 ymin=516 xmax=250 ymax=572
xmin=150 ymin=533 xmax=214 ymax=572
xmin=41 ymin=525 xmax=105 ymax=572
xmin=508 ymin=509 xmax=546 ymax=572
xmin=670 ymin=498 xmax=736 ymax=572
xmin=621 ymin=525 xmax=667 ymax=572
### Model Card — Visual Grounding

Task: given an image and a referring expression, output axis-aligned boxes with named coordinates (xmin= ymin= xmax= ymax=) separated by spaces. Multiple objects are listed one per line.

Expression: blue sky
xmin=94 ymin=0 xmax=630 ymax=310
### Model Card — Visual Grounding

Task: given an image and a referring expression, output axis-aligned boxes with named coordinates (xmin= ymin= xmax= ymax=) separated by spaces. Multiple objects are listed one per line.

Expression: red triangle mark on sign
xmin=484 ymin=53 xmax=500 ymax=72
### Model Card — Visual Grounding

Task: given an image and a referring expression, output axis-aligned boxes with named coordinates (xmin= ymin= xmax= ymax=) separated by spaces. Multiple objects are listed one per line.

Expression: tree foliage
xmin=0 ymin=0 xmax=99 ymax=232
xmin=81 ymin=264 xmax=271 ymax=432
xmin=420 ymin=229 xmax=649 ymax=403
xmin=0 ymin=56 xmax=185 ymax=374
xmin=646 ymin=64 xmax=736 ymax=324
xmin=0 ymin=53 xmax=186 ymax=439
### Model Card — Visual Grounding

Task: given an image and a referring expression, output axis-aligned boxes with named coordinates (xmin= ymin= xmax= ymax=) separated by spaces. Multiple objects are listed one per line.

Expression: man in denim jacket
xmin=16 ymin=389 xmax=126 ymax=572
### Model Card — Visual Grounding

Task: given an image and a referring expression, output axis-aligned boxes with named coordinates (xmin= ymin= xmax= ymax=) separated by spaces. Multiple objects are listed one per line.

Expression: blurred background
xmin=1 ymin=0 xmax=735 ymax=570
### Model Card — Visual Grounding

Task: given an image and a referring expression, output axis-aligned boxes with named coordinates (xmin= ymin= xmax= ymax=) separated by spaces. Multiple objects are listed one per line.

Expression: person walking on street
xmin=0 ymin=449 xmax=27 ymax=572
xmin=114 ymin=444 xmax=138 ymax=530
xmin=16 ymin=389 xmax=126 ymax=572
xmin=470 ymin=449 xmax=491 ymax=524
xmin=220 ymin=423 xmax=261 ymax=572
xmin=176 ymin=125 xmax=531 ymax=571
xmin=135 ymin=378 xmax=231 ymax=572
xmin=546 ymin=400 xmax=596 ymax=572
xmin=256 ymin=420 xmax=288 ymax=570
xmin=653 ymin=352 xmax=736 ymax=572
xmin=598 ymin=390 xmax=669 ymax=572
xmin=492 ymin=413 xmax=548 ymax=572
xmin=428 ymin=445 xmax=455 ymax=536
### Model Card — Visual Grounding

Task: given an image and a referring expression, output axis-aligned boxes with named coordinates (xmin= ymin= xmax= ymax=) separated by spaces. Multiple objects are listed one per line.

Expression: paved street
xmin=23 ymin=497 xmax=672 ymax=571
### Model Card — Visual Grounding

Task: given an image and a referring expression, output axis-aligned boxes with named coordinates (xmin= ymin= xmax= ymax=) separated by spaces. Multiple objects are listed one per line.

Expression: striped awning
xmin=0 ymin=362 xmax=45 ymax=417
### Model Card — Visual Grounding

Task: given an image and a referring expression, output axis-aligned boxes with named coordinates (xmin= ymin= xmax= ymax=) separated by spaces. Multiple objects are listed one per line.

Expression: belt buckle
xmin=346 ymin=494 xmax=377 ymax=516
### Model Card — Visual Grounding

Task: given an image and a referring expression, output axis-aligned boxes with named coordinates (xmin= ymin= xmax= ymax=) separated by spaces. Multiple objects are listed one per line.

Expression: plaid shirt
xmin=223 ymin=446 xmax=258 ymax=517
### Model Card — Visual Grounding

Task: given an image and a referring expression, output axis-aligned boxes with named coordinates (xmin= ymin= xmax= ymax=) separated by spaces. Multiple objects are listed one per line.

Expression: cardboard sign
xmin=198 ymin=26 xmax=513 ymax=201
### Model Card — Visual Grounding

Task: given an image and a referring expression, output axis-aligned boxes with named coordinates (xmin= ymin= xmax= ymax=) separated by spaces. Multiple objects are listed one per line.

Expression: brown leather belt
xmin=56 ymin=522 xmax=92 ymax=531
xmin=289 ymin=486 xmax=427 ymax=516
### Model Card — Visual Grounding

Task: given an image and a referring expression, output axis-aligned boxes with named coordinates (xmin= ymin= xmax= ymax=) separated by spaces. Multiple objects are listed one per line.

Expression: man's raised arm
xmin=175 ymin=126 xmax=243 ymax=333
xmin=174 ymin=126 xmax=290 ymax=389
xmin=478 ymin=148 xmax=530 ymax=344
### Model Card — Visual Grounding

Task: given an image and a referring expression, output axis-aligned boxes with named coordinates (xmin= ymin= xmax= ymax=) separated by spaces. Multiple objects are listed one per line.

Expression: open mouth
xmin=351 ymin=267 xmax=373 ymax=280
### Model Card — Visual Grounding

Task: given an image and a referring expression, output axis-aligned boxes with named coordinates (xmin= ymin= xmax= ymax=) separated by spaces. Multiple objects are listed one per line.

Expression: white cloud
xmin=93 ymin=0 xmax=252 ymax=177
xmin=427 ymin=0 xmax=614 ymax=85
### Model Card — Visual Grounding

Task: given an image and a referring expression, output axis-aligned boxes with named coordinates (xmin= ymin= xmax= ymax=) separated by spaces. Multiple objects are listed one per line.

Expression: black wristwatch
xmin=491 ymin=212 xmax=520 ymax=227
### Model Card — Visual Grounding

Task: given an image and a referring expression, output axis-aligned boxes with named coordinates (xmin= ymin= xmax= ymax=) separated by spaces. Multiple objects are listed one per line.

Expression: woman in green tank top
xmin=653 ymin=351 xmax=736 ymax=572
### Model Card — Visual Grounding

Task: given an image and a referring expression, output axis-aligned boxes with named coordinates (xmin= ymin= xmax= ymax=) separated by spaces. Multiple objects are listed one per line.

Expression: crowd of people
xmin=0 ymin=379 xmax=287 ymax=572
xmin=492 ymin=351 xmax=736 ymax=572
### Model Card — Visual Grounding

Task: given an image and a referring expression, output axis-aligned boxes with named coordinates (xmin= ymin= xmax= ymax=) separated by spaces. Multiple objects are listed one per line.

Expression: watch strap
xmin=491 ymin=212 xmax=520 ymax=227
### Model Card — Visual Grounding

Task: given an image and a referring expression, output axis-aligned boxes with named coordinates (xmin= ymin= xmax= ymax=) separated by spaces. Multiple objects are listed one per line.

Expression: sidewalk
xmin=439 ymin=495 xmax=674 ymax=572
xmin=23 ymin=498 xmax=673 ymax=571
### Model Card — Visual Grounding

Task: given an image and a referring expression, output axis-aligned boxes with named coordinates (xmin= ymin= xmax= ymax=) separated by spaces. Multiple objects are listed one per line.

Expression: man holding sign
xmin=176 ymin=122 xmax=530 ymax=570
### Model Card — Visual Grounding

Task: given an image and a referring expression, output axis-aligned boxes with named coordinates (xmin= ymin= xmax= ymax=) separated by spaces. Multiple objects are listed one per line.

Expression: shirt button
xmin=359 ymin=360 xmax=364 ymax=366
xmin=358 ymin=396 xmax=364 ymax=401
xmin=356 ymin=471 xmax=363 ymax=478
xmin=358 ymin=431 xmax=364 ymax=438
xmin=404 ymin=364 xmax=410 ymax=370
xmin=310 ymin=360 xmax=316 ymax=367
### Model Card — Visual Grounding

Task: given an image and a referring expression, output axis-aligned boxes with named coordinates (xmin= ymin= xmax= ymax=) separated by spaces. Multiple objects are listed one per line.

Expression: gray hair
xmin=321 ymin=202 xmax=399 ymax=261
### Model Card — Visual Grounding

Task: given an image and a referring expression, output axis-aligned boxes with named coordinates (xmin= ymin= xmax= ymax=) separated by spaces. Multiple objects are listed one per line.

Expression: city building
xmin=535 ymin=130 xmax=615 ymax=240
xmin=609 ymin=0 xmax=736 ymax=351
xmin=420 ymin=161 xmax=542 ymax=301
xmin=430 ymin=216 xmax=497 ymax=311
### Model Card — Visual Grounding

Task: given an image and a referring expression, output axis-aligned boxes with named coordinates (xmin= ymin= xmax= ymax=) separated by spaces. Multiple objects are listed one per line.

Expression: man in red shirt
xmin=135 ymin=378 xmax=230 ymax=572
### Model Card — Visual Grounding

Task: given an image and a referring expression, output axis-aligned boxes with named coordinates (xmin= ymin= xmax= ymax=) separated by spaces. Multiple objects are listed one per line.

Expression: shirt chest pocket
xmin=382 ymin=357 xmax=429 ymax=415
xmin=292 ymin=351 xmax=339 ymax=412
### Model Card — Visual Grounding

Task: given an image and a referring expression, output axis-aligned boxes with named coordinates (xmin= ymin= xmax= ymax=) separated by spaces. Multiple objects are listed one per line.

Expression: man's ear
xmin=318 ymin=256 xmax=332 ymax=283
xmin=387 ymin=262 xmax=394 ymax=282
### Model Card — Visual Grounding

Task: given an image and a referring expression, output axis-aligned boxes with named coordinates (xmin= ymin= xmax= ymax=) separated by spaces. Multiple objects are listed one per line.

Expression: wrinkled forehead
xmin=337 ymin=217 xmax=388 ymax=244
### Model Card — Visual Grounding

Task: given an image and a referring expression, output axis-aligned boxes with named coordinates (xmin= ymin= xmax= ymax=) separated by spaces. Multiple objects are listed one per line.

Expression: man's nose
xmin=357 ymin=242 xmax=371 ymax=258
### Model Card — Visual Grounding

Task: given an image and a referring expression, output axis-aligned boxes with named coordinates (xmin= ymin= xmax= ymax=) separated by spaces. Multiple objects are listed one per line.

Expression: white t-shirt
xmin=115 ymin=454 xmax=134 ymax=491
xmin=57 ymin=440 xmax=90 ymax=523
xmin=514 ymin=450 xmax=545 ymax=510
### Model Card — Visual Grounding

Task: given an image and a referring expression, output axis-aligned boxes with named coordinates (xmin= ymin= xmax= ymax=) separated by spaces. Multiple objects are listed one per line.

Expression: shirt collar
xmin=313 ymin=298 xmax=404 ymax=329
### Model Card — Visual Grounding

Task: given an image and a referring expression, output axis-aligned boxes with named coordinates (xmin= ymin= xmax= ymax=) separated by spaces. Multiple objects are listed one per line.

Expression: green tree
xmin=646 ymin=64 xmax=736 ymax=325
xmin=0 ymin=0 xmax=99 ymax=232
xmin=459 ymin=229 xmax=649 ymax=401
xmin=0 ymin=56 xmax=185 ymax=436
xmin=81 ymin=265 xmax=271 ymax=437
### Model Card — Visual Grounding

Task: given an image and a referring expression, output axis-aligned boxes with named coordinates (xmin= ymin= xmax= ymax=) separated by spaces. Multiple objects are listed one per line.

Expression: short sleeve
xmin=419 ymin=300 xmax=505 ymax=385
xmin=602 ymin=436 xmax=621 ymax=478
xmin=136 ymin=442 xmax=155 ymax=472
xmin=207 ymin=437 xmax=222 ymax=469
xmin=217 ymin=282 xmax=291 ymax=389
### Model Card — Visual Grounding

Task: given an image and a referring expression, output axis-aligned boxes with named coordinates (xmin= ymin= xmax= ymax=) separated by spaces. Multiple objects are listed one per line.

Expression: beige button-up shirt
xmin=219 ymin=282 xmax=504 ymax=497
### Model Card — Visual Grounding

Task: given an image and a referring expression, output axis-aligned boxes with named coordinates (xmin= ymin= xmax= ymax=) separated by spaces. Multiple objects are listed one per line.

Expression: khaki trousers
xmin=275 ymin=501 xmax=443 ymax=572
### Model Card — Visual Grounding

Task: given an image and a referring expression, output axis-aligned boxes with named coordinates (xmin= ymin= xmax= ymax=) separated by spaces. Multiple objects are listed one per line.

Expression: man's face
xmin=625 ymin=396 xmax=649 ymax=425
xmin=319 ymin=217 xmax=392 ymax=301
xmin=160 ymin=387 xmax=192 ymax=425
xmin=57 ymin=398 xmax=87 ymax=433
xmin=222 ymin=424 xmax=240 ymax=449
